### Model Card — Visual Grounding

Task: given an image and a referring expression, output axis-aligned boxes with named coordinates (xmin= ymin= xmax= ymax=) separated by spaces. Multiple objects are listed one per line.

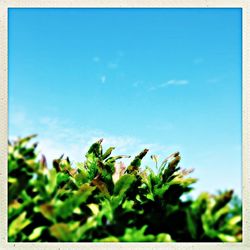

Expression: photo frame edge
xmin=0 ymin=0 xmax=249 ymax=249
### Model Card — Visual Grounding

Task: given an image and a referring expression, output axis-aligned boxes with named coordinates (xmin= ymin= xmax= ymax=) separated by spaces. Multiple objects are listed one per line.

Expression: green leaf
xmin=102 ymin=147 xmax=115 ymax=160
xmin=96 ymin=199 xmax=113 ymax=225
xmin=154 ymin=184 xmax=170 ymax=198
xmin=126 ymin=149 xmax=149 ymax=174
xmin=186 ymin=210 xmax=197 ymax=239
xmin=57 ymin=183 xmax=95 ymax=219
xmin=49 ymin=223 xmax=72 ymax=241
xmin=120 ymin=226 xmax=155 ymax=242
xmin=228 ymin=215 xmax=241 ymax=226
xmin=7 ymin=136 xmax=242 ymax=243
xmin=91 ymin=176 xmax=110 ymax=198
xmin=28 ymin=226 xmax=46 ymax=241
xmin=113 ymin=174 xmax=136 ymax=196
xmin=56 ymin=172 xmax=70 ymax=186
xmin=156 ymin=233 xmax=173 ymax=242
xmin=45 ymin=168 xmax=57 ymax=195
xmin=9 ymin=211 xmax=31 ymax=237
xmin=18 ymin=134 xmax=37 ymax=146
xmin=75 ymin=216 xmax=97 ymax=241
xmin=86 ymin=139 xmax=103 ymax=158
xmin=217 ymin=233 xmax=237 ymax=242
xmin=95 ymin=236 xmax=119 ymax=242
xmin=39 ymin=203 xmax=55 ymax=222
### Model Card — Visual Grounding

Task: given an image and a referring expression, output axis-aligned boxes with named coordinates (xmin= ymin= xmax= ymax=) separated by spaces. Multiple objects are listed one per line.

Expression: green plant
xmin=8 ymin=135 xmax=242 ymax=242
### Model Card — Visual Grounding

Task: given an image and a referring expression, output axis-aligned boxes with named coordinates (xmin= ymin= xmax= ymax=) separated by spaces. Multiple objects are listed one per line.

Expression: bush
xmin=8 ymin=135 xmax=242 ymax=242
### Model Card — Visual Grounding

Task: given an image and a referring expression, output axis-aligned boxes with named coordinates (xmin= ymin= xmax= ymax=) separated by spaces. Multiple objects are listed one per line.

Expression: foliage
xmin=8 ymin=135 xmax=242 ymax=242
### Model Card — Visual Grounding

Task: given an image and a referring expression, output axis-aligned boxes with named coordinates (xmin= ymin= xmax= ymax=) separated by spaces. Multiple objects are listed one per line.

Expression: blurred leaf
xmin=49 ymin=223 xmax=72 ymax=241
xmin=28 ymin=226 xmax=46 ymax=241
xmin=95 ymin=236 xmax=119 ymax=242
xmin=87 ymin=203 xmax=99 ymax=216
xmin=39 ymin=203 xmax=55 ymax=222
xmin=217 ymin=233 xmax=237 ymax=242
xmin=57 ymin=183 xmax=95 ymax=219
xmin=9 ymin=211 xmax=31 ymax=237
xmin=120 ymin=226 xmax=154 ymax=242
xmin=156 ymin=233 xmax=173 ymax=242
xmin=114 ymin=174 xmax=136 ymax=196
xmin=102 ymin=147 xmax=115 ymax=160
xmin=8 ymin=136 xmax=242 ymax=243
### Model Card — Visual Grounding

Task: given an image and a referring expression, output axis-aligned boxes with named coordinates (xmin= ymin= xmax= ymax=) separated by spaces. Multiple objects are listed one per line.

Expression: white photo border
xmin=0 ymin=1 xmax=249 ymax=249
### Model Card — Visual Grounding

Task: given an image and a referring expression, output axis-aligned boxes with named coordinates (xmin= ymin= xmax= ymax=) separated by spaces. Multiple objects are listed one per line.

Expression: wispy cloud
xmin=148 ymin=79 xmax=189 ymax=91
xmin=9 ymin=110 xmax=180 ymax=168
xmin=100 ymin=75 xmax=106 ymax=83
xmin=161 ymin=79 xmax=189 ymax=86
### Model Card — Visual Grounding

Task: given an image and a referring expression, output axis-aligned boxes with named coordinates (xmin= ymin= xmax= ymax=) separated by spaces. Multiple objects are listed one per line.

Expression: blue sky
xmin=8 ymin=8 xmax=242 ymax=197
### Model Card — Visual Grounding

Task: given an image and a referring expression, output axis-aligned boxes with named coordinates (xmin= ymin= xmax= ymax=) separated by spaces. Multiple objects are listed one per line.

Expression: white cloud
xmin=161 ymin=79 xmax=189 ymax=86
xmin=147 ymin=79 xmax=189 ymax=91
xmin=100 ymin=75 xmax=106 ymax=83
xmin=9 ymin=111 xmax=181 ymax=169
xmin=36 ymin=128 xmax=181 ymax=169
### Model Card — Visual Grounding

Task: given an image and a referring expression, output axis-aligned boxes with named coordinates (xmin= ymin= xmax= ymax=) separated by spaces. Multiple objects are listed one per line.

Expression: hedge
xmin=8 ymin=135 xmax=242 ymax=242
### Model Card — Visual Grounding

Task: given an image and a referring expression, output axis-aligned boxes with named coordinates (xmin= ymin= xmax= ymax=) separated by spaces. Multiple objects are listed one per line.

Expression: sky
xmin=8 ymin=8 xmax=242 ymax=197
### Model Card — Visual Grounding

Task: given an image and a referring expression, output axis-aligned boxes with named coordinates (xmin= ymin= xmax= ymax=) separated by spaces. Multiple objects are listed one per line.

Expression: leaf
xmin=95 ymin=199 xmax=113 ymax=226
xmin=57 ymin=183 xmax=95 ymax=219
xmin=113 ymin=174 xmax=136 ymax=196
xmin=87 ymin=203 xmax=99 ymax=216
xmin=95 ymin=236 xmax=119 ymax=242
xmin=146 ymin=193 xmax=154 ymax=201
xmin=126 ymin=149 xmax=149 ymax=174
xmin=228 ymin=215 xmax=241 ymax=226
xmin=186 ymin=210 xmax=197 ymax=239
xmin=154 ymin=184 xmax=170 ymax=198
xmin=91 ymin=175 xmax=110 ymax=198
xmin=86 ymin=139 xmax=103 ymax=158
xmin=28 ymin=226 xmax=46 ymax=241
xmin=122 ymin=200 xmax=135 ymax=211
xmin=49 ymin=223 xmax=72 ymax=241
xmin=18 ymin=134 xmax=37 ymax=146
xmin=74 ymin=172 xmax=88 ymax=187
xmin=85 ymin=153 xmax=99 ymax=180
xmin=45 ymin=168 xmax=57 ymax=195
xmin=8 ymin=135 xmax=242 ymax=243
xmin=151 ymin=155 xmax=158 ymax=169
xmin=212 ymin=190 xmax=234 ymax=214
xmin=120 ymin=226 xmax=155 ymax=242
xmin=102 ymin=147 xmax=115 ymax=160
xmin=217 ymin=233 xmax=237 ymax=242
xmin=9 ymin=211 xmax=31 ymax=237
xmin=156 ymin=233 xmax=173 ymax=242
xmin=56 ymin=172 xmax=70 ymax=186
xmin=39 ymin=203 xmax=55 ymax=222
xmin=75 ymin=216 xmax=97 ymax=241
